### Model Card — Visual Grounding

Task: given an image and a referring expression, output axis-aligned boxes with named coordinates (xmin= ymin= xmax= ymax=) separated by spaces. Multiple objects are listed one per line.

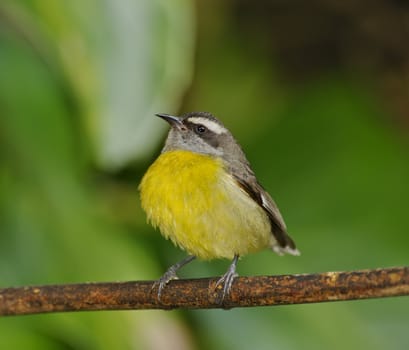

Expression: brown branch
xmin=1 ymin=266 xmax=408 ymax=316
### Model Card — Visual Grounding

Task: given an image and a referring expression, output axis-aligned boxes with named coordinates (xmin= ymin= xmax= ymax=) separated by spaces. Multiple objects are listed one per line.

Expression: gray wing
xmin=221 ymin=136 xmax=299 ymax=255
xmin=232 ymin=168 xmax=299 ymax=255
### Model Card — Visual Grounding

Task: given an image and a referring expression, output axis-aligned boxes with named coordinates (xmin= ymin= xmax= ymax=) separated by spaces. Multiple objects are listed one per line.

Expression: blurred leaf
xmin=2 ymin=0 xmax=195 ymax=169
xmin=27 ymin=0 xmax=195 ymax=169
xmin=0 ymin=1 xmax=196 ymax=349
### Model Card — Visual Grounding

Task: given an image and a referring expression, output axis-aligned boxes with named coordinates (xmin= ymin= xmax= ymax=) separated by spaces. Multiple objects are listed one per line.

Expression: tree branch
xmin=1 ymin=266 xmax=408 ymax=316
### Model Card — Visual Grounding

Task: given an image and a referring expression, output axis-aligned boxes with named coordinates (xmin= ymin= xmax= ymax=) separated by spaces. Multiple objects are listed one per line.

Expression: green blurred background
xmin=1 ymin=0 xmax=408 ymax=349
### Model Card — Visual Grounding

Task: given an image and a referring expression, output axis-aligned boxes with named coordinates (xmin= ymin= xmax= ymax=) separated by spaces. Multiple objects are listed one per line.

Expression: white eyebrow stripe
xmin=188 ymin=117 xmax=227 ymax=135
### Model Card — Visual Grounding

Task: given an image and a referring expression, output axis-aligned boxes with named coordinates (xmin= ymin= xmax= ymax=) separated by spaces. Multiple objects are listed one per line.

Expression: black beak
xmin=155 ymin=113 xmax=183 ymax=126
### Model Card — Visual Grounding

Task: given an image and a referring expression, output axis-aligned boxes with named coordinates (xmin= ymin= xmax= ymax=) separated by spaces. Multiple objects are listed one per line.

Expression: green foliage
xmin=0 ymin=0 xmax=194 ymax=349
xmin=1 ymin=1 xmax=408 ymax=350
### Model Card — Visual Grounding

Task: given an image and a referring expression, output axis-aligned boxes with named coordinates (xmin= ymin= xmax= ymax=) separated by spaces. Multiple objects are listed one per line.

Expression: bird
xmin=139 ymin=112 xmax=299 ymax=301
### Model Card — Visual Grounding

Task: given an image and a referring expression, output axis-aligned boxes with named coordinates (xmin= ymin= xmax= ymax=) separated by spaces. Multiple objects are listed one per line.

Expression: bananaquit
xmin=139 ymin=112 xmax=299 ymax=299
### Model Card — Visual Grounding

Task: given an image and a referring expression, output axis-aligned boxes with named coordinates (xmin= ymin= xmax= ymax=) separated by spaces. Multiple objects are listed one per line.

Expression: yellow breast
xmin=139 ymin=150 xmax=272 ymax=260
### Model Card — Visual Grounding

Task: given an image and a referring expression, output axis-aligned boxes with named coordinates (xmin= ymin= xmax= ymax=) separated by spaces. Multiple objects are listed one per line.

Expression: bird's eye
xmin=195 ymin=125 xmax=207 ymax=134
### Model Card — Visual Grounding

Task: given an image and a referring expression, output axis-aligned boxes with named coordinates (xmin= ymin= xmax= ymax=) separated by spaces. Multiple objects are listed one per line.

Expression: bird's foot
xmin=215 ymin=270 xmax=238 ymax=303
xmin=214 ymin=255 xmax=239 ymax=303
xmin=153 ymin=268 xmax=179 ymax=301
xmin=152 ymin=255 xmax=196 ymax=301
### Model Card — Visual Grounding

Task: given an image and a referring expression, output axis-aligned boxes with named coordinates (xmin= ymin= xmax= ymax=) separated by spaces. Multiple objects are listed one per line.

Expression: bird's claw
xmin=152 ymin=268 xmax=179 ymax=301
xmin=214 ymin=270 xmax=238 ymax=303
xmin=152 ymin=255 xmax=196 ymax=301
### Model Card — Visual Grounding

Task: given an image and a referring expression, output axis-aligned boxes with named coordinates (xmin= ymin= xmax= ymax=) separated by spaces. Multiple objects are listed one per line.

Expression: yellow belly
xmin=139 ymin=150 xmax=272 ymax=260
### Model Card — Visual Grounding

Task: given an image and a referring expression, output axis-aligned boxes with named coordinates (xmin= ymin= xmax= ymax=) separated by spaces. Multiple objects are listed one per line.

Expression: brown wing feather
xmin=233 ymin=175 xmax=297 ymax=251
